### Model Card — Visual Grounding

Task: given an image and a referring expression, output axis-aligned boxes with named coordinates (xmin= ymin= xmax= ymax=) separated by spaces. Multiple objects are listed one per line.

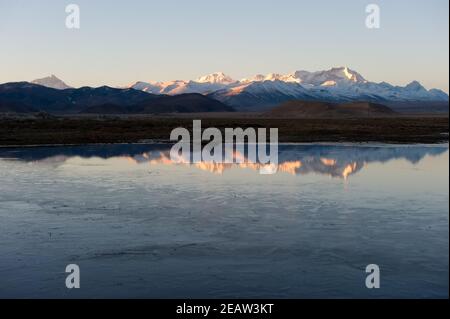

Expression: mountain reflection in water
xmin=0 ymin=144 xmax=447 ymax=179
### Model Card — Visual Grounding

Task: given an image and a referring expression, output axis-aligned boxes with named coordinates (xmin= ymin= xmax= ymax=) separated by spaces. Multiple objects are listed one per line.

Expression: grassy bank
xmin=0 ymin=115 xmax=448 ymax=146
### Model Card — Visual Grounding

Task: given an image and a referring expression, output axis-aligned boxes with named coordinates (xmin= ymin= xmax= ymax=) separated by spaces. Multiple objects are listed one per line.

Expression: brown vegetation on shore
xmin=0 ymin=113 xmax=448 ymax=146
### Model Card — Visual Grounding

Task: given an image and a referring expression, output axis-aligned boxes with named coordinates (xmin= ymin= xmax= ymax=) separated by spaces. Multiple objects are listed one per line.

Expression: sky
xmin=0 ymin=0 xmax=448 ymax=92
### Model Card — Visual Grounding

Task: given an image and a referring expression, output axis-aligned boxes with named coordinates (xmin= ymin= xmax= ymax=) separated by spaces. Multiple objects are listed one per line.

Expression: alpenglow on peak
xmin=195 ymin=72 xmax=235 ymax=84
xmin=31 ymin=75 xmax=72 ymax=90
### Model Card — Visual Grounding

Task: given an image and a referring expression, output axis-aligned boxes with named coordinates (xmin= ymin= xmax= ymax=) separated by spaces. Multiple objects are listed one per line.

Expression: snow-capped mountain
xmin=240 ymin=73 xmax=300 ymax=84
xmin=209 ymin=80 xmax=317 ymax=108
xmin=294 ymin=67 xmax=366 ymax=86
xmin=130 ymin=72 xmax=237 ymax=95
xmin=131 ymin=67 xmax=448 ymax=110
xmin=239 ymin=67 xmax=366 ymax=86
xmin=196 ymin=72 xmax=235 ymax=85
xmin=31 ymin=75 xmax=71 ymax=90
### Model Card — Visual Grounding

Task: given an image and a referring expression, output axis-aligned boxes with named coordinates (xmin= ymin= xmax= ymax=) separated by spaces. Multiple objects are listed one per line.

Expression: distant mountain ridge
xmin=0 ymin=82 xmax=232 ymax=114
xmin=129 ymin=67 xmax=449 ymax=111
xmin=1 ymin=67 xmax=448 ymax=113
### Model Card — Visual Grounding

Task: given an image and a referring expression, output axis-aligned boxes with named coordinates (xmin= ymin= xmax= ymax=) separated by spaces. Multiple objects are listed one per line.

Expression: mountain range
xmin=0 ymin=82 xmax=231 ymax=114
xmin=0 ymin=67 xmax=448 ymax=114
xmin=128 ymin=67 xmax=449 ymax=111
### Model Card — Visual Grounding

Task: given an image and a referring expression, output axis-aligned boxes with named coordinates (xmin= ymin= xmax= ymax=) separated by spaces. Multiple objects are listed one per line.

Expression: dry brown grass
xmin=0 ymin=115 xmax=448 ymax=146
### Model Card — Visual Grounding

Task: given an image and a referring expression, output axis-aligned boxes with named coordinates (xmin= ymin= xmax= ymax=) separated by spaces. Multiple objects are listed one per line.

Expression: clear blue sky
xmin=0 ymin=0 xmax=448 ymax=92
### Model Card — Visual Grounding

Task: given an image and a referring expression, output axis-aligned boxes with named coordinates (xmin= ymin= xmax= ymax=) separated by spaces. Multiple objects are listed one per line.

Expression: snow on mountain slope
xmin=196 ymin=72 xmax=235 ymax=84
xmin=31 ymin=75 xmax=72 ymax=90
xmin=130 ymin=72 xmax=238 ymax=95
xmin=130 ymin=80 xmax=234 ymax=95
xmin=429 ymin=89 xmax=450 ymax=100
xmin=130 ymin=67 xmax=449 ymax=109
xmin=131 ymin=81 xmax=165 ymax=94
xmin=291 ymin=67 xmax=367 ymax=86
xmin=209 ymin=80 xmax=318 ymax=109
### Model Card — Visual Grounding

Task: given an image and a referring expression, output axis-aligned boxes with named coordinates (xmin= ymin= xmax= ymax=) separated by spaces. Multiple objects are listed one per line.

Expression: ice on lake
xmin=0 ymin=143 xmax=448 ymax=298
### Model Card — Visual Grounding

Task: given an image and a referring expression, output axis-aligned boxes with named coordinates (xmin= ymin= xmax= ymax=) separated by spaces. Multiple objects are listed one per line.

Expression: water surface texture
xmin=0 ymin=144 xmax=448 ymax=298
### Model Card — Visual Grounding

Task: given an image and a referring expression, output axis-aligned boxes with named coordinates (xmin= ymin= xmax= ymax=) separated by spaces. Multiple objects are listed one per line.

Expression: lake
xmin=0 ymin=143 xmax=448 ymax=298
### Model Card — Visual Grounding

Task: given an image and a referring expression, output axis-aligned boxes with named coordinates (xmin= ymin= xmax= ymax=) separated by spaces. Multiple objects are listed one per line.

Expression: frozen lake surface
xmin=0 ymin=143 xmax=448 ymax=298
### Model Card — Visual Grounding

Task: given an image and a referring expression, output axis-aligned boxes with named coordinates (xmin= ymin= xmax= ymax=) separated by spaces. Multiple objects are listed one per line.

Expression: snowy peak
xmin=240 ymin=74 xmax=265 ymax=83
xmin=263 ymin=73 xmax=284 ymax=81
xmin=262 ymin=73 xmax=300 ymax=83
xmin=130 ymin=72 xmax=237 ymax=95
xmin=239 ymin=67 xmax=367 ymax=87
xmin=31 ymin=75 xmax=72 ymax=90
xmin=292 ymin=67 xmax=367 ymax=86
xmin=405 ymin=80 xmax=426 ymax=92
xmin=332 ymin=66 xmax=366 ymax=83
xmin=241 ymin=73 xmax=300 ymax=84
xmin=195 ymin=72 xmax=235 ymax=84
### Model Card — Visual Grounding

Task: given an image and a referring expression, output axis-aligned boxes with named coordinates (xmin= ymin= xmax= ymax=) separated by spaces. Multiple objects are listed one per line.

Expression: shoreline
xmin=1 ymin=115 xmax=448 ymax=146
xmin=1 ymin=140 xmax=449 ymax=149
